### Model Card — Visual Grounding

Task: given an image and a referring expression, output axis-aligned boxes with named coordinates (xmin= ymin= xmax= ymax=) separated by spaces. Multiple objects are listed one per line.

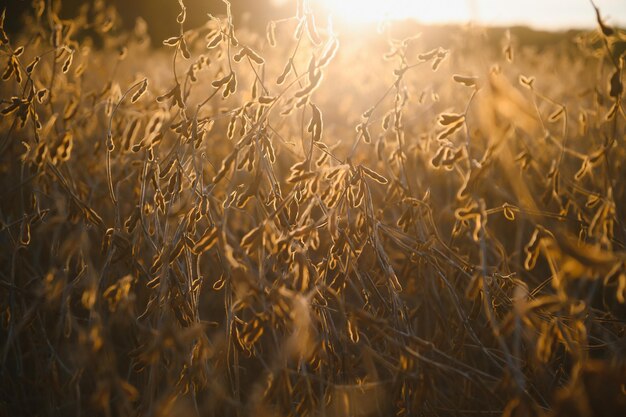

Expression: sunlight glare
xmin=306 ymin=0 xmax=626 ymax=29
xmin=316 ymin=0 xmax=471 ymax=25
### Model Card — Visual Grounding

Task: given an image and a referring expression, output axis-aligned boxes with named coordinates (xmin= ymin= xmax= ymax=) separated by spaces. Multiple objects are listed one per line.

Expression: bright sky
xmin=273 ymin=0 xmax=626 ymax=29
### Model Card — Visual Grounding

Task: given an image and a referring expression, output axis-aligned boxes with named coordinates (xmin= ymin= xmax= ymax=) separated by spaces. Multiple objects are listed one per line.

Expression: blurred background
xmin=1 ymin=0 xmax=290 ymax=40
xmin=1 ymin=0 xmax=625 ymax=41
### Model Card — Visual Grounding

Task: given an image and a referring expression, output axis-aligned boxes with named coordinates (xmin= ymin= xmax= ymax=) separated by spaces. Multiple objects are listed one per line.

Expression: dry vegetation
xmin=1 ymin=0 xmax=626 ymax=416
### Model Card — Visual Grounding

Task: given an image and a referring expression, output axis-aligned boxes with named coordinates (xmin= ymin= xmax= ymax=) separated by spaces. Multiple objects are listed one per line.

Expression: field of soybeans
xmin=1 ymin=1 xmax=625 ymax=416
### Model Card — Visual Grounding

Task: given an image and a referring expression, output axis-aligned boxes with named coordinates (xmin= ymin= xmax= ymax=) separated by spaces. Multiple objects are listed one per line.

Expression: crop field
xmin=1 ymin=1 xmax=625 ymax=416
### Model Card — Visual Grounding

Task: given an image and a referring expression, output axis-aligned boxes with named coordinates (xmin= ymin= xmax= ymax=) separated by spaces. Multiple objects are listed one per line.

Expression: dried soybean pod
xmin=319 ymin=39 xmax=339 ymax=68
xmin=26 ymin=56 xmax=40 ymax=74
xmin=207 ymin=32 xmax=223 ymax=49
xmin=246 ymin=47 xmax=264 ymax=65
xmin=277 ymin=59 xmax=292 ymax=85
xmin=305 ymin=13 xmax=321 ymax=45
xmin=266 ymin=21 xmax=276 ymax=47
xmin=62 ymin=52 xmax=73 ymax=73
xmin=131 ymin=78 xmax=148 ymax=103
xmin=192 ymin=227 xmax=218 ymax=254
xmin=361 ymin=165 xmax=388 ymax=184
xmin=452 ymin=74 xmax=478 ymax=87
xmin=438 ymin=113 xmax=464 ymax=126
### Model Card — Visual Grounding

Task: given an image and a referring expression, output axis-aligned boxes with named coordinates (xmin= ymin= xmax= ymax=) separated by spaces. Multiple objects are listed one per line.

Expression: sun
xmin=314 ymin=0 xmax=472 ymax=26
xmin=317 ymin=0 xmax=401 ymax=24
